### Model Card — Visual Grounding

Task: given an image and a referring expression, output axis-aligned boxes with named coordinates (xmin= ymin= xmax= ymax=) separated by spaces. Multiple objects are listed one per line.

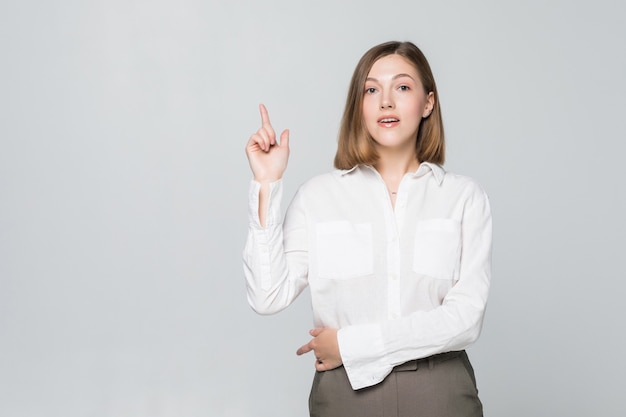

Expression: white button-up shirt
xmin=243 ymin=163 xmax=492 ymax=390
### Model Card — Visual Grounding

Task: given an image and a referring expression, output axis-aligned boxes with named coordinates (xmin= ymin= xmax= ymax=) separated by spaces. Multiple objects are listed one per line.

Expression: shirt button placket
xmin=387 ymin=236 xmax=401 ymax=320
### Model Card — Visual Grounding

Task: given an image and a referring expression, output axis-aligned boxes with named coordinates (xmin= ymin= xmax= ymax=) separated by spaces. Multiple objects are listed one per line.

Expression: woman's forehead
xmin=367 ymin=55 xmax=419 ymax=78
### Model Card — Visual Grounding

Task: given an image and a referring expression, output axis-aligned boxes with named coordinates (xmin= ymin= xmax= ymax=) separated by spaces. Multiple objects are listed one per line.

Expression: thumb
xmin=279 ymin=129 xmax=290 ymax=148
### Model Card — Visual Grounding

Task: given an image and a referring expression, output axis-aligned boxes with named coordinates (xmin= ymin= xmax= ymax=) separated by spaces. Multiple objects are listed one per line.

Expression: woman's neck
xmin=373 ymin=150 xmax=419 ymax=207
xmin=373 ymin=150 xmax=420 ymax=183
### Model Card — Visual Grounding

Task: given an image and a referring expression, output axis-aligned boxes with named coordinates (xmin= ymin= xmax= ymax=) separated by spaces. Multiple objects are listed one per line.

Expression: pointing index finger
xmin=259 ymin=103 xmax=272 ymax=128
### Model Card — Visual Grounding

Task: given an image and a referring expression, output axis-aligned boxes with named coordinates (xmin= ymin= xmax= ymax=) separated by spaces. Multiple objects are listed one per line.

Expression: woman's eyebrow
xmin=394 ymin=73 xmax=416 ymax=81
xmin=365 ymin=73 xmax=416 ymax=83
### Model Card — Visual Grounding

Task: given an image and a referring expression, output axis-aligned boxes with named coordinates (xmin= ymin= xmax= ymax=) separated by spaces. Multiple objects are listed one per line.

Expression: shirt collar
xmin=339 ymin=162 xmax=445 ymax=185
xmin=338 ymin=166 xmax=359 ymax=176
xmin=410 ymin=162 xmax=445 ymax=185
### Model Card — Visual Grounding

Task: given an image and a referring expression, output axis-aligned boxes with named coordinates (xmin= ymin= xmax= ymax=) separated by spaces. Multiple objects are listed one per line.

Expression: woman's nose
xmin=380 ymin=96 xmax=394 ymax=109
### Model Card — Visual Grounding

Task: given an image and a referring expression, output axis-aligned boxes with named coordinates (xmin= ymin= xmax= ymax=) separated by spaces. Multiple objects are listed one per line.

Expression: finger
xmin=246 ymin=134 xmax=263 ymax=151
xmin=296 ymin=342 xmax=313 ymax=356
xmin=309 ymin=328 xmax=323 ymax=337
xmin=253 ymin=125 xmax=275 ymax=152
xmin=261 ymin=125 xmax=276 ymax=145
xmin=279 ymin=129 xmax=290 ymax=149
xmin=259 ymin=103 xmax=272 ymax=129
xmin=256 ymin=128 xmax=271 ymax=151
xmin=248 ymin=133 xmax=269 ymax=153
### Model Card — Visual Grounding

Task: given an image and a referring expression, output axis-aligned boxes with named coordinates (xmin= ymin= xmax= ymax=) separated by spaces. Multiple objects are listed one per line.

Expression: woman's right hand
xmin=245 ymin=104 xmax=290 ymax=183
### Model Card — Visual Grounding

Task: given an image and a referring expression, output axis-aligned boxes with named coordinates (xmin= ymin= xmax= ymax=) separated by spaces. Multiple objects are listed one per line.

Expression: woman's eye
xmin=399 ymin=85 xmax=410 ymax=91
xmin=365 ymin=87 xmax=377 ymax=94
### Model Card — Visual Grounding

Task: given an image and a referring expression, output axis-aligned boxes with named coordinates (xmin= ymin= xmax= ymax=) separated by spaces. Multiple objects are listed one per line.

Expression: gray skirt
xmin=309 ymin=351 xmax=483 ymax=417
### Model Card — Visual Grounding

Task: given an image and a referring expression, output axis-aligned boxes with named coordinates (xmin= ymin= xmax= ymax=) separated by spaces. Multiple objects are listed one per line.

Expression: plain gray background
xmin=1 ymin=0 xmax=625 ymax=416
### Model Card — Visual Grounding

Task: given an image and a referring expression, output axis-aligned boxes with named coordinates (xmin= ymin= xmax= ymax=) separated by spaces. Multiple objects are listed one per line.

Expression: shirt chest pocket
xmin=315 ymin=221 xmax=374 ymax=279
xmin=413 ymin=219 xmax=461 ymax=280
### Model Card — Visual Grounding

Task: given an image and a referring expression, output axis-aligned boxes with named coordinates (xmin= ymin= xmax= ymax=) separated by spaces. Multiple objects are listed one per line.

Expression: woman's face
xmin=362 ymin=54 xmax=434 ymax=153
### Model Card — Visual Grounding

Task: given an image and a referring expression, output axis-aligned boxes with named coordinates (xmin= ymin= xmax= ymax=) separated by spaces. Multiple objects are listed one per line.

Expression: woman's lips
xmin=378 ymin=117 xmax=399 ymax=127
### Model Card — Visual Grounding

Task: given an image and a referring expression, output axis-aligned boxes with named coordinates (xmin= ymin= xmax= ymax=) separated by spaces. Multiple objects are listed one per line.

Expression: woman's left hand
xmin=296 ymin=328 xmax=342 ymax=371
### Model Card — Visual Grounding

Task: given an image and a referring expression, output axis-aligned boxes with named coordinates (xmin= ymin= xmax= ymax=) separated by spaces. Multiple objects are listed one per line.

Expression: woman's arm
xmin=338 ymin=183 xmax=493 ymax=390
xmin=243 ymin=105 xmax=308 ymax=314
xmin=245 ymin=104 xmax=290 ymax=226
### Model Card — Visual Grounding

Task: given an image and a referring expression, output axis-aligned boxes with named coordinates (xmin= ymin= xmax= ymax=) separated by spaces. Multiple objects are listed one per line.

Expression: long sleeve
xmin=243 ymin=179 xmax=309 ymax=314
xmin=337 ymin=185 xmax=492 ymax=390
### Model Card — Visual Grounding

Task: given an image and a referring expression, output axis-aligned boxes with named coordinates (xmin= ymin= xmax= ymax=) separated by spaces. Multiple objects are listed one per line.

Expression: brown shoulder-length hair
xmin=334 ymin=41 xmax=445 ymax=170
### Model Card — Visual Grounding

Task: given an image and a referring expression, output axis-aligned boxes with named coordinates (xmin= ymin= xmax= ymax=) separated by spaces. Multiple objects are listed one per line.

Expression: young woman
xmin=244 ymin=41 xmax=492 ymax=417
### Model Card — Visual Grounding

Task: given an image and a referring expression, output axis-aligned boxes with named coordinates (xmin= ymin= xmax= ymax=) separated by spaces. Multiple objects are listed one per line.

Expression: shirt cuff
xmin=248 ymin=179 xmax=283 ymax=228
xmin=337 ymin=323 xmax=391 ymax=390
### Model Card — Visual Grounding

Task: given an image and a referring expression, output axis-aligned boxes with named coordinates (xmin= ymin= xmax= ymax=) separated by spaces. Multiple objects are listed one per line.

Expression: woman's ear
xmin=423 ymin=92 xmax=435 ymax=118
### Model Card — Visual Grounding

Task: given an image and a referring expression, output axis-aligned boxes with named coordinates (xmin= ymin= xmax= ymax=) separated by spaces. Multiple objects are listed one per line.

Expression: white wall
xmin=1 ymin=1 xmax=624 ymax=416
